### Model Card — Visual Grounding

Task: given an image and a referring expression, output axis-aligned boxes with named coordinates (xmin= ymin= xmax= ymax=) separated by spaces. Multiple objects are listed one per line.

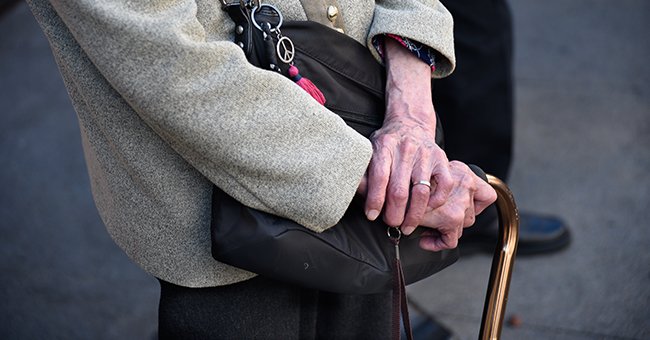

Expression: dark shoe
xmin=461 ymin=210 xmax=571 ymax=255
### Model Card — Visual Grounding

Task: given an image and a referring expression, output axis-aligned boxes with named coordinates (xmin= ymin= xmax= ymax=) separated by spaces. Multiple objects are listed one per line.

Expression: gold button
xmin=327 ymin=5 xmax=339 ymax=22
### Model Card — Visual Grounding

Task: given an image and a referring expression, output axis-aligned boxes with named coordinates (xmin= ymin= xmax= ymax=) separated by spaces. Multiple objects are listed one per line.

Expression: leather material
xmin=225 ymin=4 xmax=255 ymax=58
xmin=212 ymin=193 xmax=458 ymax=294
xmin=287 ymin=20 xmax=388 ymax=137
xmin=212 ymin=9 xmax=454 ymax=294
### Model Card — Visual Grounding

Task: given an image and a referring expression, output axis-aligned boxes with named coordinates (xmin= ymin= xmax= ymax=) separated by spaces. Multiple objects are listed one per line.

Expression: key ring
xmin=387 ymin=227 xmax=402 ymax=242
xmin=251 ymin=4 xmax=283 ymax=33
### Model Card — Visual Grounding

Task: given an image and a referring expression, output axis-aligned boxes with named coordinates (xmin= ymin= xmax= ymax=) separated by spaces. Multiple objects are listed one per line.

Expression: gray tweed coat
xmin=27 ymin=0 xmax=455 ymax=288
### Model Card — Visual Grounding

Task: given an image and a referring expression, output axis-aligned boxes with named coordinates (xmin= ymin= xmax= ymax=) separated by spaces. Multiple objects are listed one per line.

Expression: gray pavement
xmin=1 ymin=1 xmax=648 ymax=339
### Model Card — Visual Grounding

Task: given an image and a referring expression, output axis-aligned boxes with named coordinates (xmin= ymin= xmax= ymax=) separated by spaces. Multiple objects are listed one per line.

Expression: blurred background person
xmin=435 ymin=0 xmax=571 ymax=255
xmin=409 ymin=0 xmax=571 ymax=338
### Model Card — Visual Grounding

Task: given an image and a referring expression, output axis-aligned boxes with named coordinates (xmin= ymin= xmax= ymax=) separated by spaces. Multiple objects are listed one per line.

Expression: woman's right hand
xmin=406 ymin=161 xmax=497 ymax=252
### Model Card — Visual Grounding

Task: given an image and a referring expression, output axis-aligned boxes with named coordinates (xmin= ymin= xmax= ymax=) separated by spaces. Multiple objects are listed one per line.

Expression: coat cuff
xmin=367 ymin=1 xmax=455 ymax=78
xmin=372 ymin=34 xmax=437 ymax=72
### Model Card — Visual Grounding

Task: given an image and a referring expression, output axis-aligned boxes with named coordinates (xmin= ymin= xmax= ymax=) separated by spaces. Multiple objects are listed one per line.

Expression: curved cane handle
xmin=479 ymin=175 xmax=519 ymax=340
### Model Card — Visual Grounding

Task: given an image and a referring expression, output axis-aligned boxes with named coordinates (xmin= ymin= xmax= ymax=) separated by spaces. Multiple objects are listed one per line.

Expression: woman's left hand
xmin=413 ymin=161 xmax=497 ymax=251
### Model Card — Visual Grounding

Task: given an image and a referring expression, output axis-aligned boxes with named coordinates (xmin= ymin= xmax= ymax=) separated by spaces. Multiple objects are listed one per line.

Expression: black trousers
xmin=435 ymin=0 xmax=514 ymax=181
xmin=158 ymin=276 xmax=393 ymax=340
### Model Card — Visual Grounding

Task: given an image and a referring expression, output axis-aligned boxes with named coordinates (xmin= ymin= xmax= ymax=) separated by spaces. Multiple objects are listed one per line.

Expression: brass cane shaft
xmin=479 ymin=175 xmax=519 ymax=340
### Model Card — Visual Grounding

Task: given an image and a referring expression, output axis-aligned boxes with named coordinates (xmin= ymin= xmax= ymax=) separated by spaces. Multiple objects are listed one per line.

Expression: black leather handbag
xmin=211 ymin=2 xmax=457 ymax=296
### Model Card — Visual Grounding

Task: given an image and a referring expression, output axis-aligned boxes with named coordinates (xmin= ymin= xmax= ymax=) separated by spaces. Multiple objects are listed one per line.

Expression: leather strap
xmin=391 ymin=238 xmax=413 ymax=340
xmin=224 ymin=4 xmax=254 ymax=56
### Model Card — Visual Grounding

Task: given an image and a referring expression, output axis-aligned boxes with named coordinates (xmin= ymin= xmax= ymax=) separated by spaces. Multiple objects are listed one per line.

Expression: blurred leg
xmin=435 ymin=0 xmax=570 ymax=255
xmin=158 ymin=276 xmax=392 ymax=339
xmin=158 ymin=276 xmax=314 ymax=339
xmin=435 ymin=0 xmax=514 ymax=181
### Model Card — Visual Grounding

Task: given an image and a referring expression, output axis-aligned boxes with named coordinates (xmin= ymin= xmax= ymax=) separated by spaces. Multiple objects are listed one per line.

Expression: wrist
xmin=384 ymin=39 xmax=435 ymax=126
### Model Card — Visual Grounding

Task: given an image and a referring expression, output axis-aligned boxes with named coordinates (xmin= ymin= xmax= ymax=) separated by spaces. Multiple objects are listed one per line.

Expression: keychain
xmin=249 ymin=3 xmax=325 ymax=104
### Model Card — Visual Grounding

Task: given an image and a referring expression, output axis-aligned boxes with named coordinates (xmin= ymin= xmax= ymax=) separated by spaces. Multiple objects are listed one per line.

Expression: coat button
xmin=327 ymin=5 xmax=339 ymax=22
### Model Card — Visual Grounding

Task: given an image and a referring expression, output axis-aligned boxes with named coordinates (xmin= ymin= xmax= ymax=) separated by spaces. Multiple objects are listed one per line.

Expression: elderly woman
xmin=27 ymin=0 xmax=495 ymax=338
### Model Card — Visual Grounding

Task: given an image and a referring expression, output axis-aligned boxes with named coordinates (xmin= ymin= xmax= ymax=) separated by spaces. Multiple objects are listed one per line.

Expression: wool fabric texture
xmin=27 ymin=0 xmax=455 ymax=288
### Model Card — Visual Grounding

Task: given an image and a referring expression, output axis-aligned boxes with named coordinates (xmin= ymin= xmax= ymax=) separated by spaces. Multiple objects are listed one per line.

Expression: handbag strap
xmin=390 ymin=228 xmax=413 ymax=340
xmin=223 ymin=1 xmax=326 ymax=104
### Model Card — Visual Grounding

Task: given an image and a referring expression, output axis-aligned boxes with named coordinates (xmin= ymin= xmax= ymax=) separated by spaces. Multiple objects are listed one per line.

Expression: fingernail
xmin=402 ymin=226 xmax=415 ymax=235
xmin=366 ymin=209 xmax=380 ymax=221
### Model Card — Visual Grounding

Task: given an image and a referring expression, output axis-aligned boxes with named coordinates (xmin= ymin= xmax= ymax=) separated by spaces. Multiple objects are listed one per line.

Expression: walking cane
xmin=405 ymin=173 xmax=519 ymax=340
xmin=479 ymin=175 xmax=519 ymax=340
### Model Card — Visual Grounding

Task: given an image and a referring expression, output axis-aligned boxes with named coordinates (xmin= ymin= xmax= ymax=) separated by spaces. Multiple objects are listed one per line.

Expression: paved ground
xmin=1 ymin=1 xmax=648 ymax=339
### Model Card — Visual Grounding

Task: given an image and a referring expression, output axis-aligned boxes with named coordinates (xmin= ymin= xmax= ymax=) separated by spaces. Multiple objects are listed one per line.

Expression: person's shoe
xmin=461 ymin=211 xmax=571 ymax=255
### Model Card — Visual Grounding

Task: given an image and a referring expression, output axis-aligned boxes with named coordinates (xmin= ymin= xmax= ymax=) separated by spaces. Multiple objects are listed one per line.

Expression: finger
xmin=400 ymin=182 xmax=430 ymax=235
xmin=438 ymin=228 xmax=460 ymax=250
xmin=460 ymin=175 xmax=477 ymax=227
xmin=419 ymin=235 xmax=444 ymax=252
xmin=356 ymin=173 xmax=368 ymax=197
xmin=472 ymin=176 xmax=497 ymax=214
xmin=401 ymin=153 xmax=434 ymax=234
xmin=419 ymin=228 xmax=459 ymax=252
xmin=364 ymin=144 xmax=392 ymax=221
xmin=464 ymin=205 xmax=476 ymax=227
xmin=418 ymin=229 xmax=443 ymax=252
xmin=417 ymin=205 xmax=463 ymax=251
xmin=383 ymin=141 xmax=418 ymax=226
xmin=427 ymin=153 xmax=452 ymax=211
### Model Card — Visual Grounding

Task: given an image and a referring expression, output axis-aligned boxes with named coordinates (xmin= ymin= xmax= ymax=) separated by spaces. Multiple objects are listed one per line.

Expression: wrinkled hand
xmin=408 ymin=161 xmax=498 ymax=252
xmin=356 ymin=39 xmax=498 ymax=252
xmin=364 ymin=117 xmax=452 ymax=229
xmin=361 ymin=38 xmax=452 ymax=229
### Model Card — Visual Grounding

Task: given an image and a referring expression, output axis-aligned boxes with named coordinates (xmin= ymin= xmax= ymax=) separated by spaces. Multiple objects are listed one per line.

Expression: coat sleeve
xmin=368 ymin=0 xmax=456 ymax=78
xmin=47 ymin=0 xmax=372 ymax=231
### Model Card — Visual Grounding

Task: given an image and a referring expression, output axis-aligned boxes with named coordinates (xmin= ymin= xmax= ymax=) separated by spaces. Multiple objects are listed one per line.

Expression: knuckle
xmin=428 ymin=195 xmax=446 ymax=209
xmin=373 ymin=133 xmax=396 ymax=147
xmin=388 ymin=186 xmax=410 ymax=203
xmin=433 ymin=147 xmax=448 ymax=160
xmin=460 ymin=175 xmax=475 ymax=191
xmin=369 ymin=164 xmax=387 ymax=179
xmin=449 ymin=160 xmax=468 ymax=170
xmin=447 ymin=207 xmax=465 ymax=225
xmin=465 ymin=214 xmax=476 ymax=227
xmin=439 ymin=236 xmax=457 ymax=250
xmin=372 ymin=146 xmax=393 ymax=164
xmin=399 ymin=138 xmax=418 ymax=155
xmin=423 ymin=138 xmax=437 ymax=149
xmin=411 ymin=184 xmax=430 ymax=197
